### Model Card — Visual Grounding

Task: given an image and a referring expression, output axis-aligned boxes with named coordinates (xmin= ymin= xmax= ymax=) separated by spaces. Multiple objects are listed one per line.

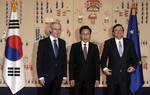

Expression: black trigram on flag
xmin=9 ymin=20 xmax=19 ymax=29
xmin=8 ymin=67 xmax=20 ymax=76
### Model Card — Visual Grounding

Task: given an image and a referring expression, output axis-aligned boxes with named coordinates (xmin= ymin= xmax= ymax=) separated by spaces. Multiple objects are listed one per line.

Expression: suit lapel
xmin=47 ymin=37 xmax=56 ymax=59
xmin=113 ymin=38 xmax=127 ymax=58
xmin=57 ymin=38 xmax=62 ymax=58
xmin=79 ymin=42 xmax=86 ymax=61
xmin=79 ymin=42 xmax=92 ymax=61
xmin=86 ymin=43 xmax=91 ymax=61
xmin=113 ymin=38 xmax=122 ymax=58
xmin=122 ymin=38 xmax=127 ymax=57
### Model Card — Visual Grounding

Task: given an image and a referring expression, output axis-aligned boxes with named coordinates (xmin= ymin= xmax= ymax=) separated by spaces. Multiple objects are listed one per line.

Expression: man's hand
xmin=103 ymin=68 xmax=112 ymax=76
xmin=95 ymin=80 xmax=100 ymax=84
xmin=39 ymin=79 xmax=45 ymax=86
xmin=62 ymin=79 xmax=69 ymax=84
xmin=70 ymin=80 xmax=75 ymax=87
xmin=127 ymin=66 xmax=135 ymax=73
xmin=95 ymin=80 xmax=100 ymax=87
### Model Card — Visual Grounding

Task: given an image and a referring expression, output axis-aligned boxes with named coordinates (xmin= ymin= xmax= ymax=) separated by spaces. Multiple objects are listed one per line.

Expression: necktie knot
xmin=84 ymin=43 xmax=86 ymax=47
xmin=54 ymin=39 xmax=56 ymax=42
xmin=53 ymin=40 xmax=57 ymax=47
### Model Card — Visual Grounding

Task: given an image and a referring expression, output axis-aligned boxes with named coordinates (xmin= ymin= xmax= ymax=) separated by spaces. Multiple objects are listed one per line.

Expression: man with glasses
xmin=101 ymin=24 xmax=137 ymax=95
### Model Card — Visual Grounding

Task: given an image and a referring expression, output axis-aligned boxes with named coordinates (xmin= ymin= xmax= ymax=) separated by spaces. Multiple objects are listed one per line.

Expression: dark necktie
xmin=53 ymin=40 xmax=59 ymax=58
xmin=83 ymin=44 xmax=88 ymax=60
xmin=118 ymin=41 xmax=123 ymax=57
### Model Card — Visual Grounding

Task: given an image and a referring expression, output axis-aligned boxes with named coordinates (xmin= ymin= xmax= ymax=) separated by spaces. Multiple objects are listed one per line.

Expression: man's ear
xmin=112 ymin=32 xmax=115 ymax=36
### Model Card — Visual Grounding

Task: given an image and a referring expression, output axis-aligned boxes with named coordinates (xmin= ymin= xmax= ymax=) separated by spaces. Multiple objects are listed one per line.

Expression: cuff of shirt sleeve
xmin=39 ymin=77 xmax=44 ymax=80
xmin=63 ymin=77 xmax=67 ymax=80
xmin=103 ymin=67 xmax=108 ymax=72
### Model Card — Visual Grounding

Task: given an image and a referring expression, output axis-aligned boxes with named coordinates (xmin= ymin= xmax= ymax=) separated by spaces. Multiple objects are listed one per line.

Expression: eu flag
xmin=127 ymin=1 xmax=144 ymax=93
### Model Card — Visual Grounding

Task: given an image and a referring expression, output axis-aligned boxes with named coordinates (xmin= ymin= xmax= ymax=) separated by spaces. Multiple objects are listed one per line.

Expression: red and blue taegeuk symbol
xmin=5 ymin=35 xmax=23 ymax=61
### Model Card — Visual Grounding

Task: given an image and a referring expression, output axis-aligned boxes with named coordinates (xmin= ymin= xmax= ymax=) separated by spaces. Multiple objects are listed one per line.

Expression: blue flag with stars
xmin=127 ymin=1 xmax=144 ymax=93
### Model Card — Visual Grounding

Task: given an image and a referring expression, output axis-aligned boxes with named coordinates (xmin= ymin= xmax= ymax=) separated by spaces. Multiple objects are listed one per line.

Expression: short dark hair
xmin=112 ymin=24 xmax=124 ymax=32
xmin=79 ymin=25 xmax=92 ymax=34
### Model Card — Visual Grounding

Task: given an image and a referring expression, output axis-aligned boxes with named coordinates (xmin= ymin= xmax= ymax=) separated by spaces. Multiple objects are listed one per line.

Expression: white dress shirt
xmin=81 ymin=41 xmax=89 ymax=52
xmin=115 ymin=38 xmax=124 ymax=55
xmin=103 ymin=38 xmax=124 ymax=71
xmin=39 ymin=35 xmax=59 ymax=80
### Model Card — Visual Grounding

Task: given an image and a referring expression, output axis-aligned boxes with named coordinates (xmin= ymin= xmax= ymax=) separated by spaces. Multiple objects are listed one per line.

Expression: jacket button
xmin=120 ymin=70 xmax=122 ymax=72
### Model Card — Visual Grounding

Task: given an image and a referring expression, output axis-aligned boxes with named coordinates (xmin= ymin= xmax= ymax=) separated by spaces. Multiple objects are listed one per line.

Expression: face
xmin=50 ymin=23 xmax=61 ymax=38
xmin=80 ymin=29 xmax=91 ymax=43
xmin=113 ymin=26 xmax=124 ymax=39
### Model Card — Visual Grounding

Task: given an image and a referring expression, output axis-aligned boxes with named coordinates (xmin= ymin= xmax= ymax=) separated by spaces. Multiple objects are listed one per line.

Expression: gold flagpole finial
xmin=131 ymin=0 xmax=136 ymax=16
xmin=11 ymin=0 xmax=17 ymax=12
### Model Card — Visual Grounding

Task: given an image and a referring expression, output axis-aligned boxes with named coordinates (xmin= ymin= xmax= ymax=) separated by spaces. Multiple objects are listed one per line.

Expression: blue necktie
xmin=53 ymin=40 xmax=59 ymax=58
xmin=118 ymin=41 xmax=123 ymax=57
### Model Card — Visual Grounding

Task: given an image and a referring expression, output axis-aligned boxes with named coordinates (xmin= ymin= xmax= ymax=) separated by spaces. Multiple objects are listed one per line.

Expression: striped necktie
xmin=53 ymin=40 xmax=59 ymax=58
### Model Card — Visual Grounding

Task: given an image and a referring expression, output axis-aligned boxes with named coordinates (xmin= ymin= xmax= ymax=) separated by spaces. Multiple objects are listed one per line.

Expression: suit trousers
xmin=107 ymin=81 xmax=130 ymax=95
xmin=74 ymin=80 xmax=95 ymax=95
xmin=38 ymin=76 xmax=62 ymax=95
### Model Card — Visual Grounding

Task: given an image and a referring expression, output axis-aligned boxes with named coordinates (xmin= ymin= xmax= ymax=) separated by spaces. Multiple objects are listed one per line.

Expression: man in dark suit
xmin=101 ymin=24 xmax=137 ymax=95
xmin=36 ymin=21 xmax=67 ymax=95
xmin=69 ymin=25 xmax=100 ymax=95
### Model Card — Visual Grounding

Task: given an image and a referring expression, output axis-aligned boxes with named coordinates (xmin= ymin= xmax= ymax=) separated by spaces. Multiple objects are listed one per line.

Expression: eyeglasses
xmin=114 ymin=29 xmax=124 ymax=32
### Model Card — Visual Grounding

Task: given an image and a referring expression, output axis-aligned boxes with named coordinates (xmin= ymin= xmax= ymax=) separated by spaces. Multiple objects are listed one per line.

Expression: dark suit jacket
xmin=69 ymin=42 xmax=100 ymax=82
xmin=37 ymin=37 xmax=67 ymax=83
xmin=101 ymin=38 xmax=137 ymax=83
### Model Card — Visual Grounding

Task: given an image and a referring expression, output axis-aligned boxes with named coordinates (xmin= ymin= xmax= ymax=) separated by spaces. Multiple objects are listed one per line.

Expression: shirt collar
xmin=115 ymin=38 xmax=123 ymax=44
xmin=81 ymin=41 xmax=89 ymax=46
xmin=49 ymin=35 xmax=58 ymax=42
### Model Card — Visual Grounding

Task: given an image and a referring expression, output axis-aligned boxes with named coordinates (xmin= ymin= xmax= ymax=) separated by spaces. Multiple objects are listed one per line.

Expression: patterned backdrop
xmin=0 ymin=0 xmax=150 ymax=88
